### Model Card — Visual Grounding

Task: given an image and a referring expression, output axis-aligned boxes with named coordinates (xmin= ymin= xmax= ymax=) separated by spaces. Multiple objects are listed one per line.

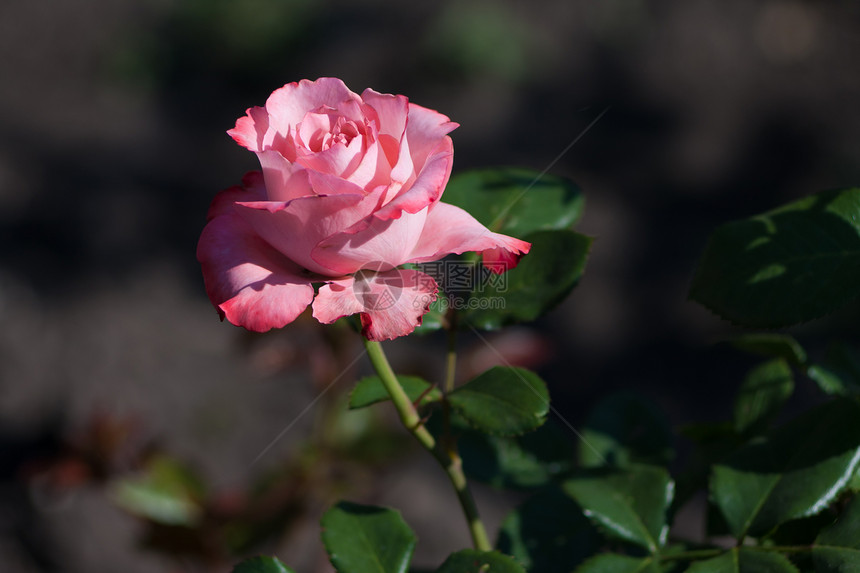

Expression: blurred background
xmin=2 ymin=0 xmax=859 ymax=571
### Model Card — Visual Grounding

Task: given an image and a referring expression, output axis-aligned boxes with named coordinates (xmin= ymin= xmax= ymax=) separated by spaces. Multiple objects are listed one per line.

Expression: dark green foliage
xmin=321 ymin=502 xmax=417 ymax=573
xmin=448 ymin=367 xmax=549 ymax=436
xmin=690 ymin=188 xmax=860 ymax=327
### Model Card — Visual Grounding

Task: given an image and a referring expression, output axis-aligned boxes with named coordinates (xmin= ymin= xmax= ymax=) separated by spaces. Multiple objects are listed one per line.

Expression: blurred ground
xmin=1 ymin=0 xmax=860 ymax=571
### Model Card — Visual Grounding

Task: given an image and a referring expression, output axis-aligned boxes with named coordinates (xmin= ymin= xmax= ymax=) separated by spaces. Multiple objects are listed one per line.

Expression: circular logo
xmin=351 ymin=261 xmax=404 ymax=311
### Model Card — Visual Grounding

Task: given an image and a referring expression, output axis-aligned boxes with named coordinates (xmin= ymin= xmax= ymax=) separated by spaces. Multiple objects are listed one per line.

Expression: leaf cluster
xmin=231 ymin=179 xmax=860 ymax=572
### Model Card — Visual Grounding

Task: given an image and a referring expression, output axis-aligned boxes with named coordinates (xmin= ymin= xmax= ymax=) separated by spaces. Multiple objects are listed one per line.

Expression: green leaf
xmin=728 ymin=333 xmax=807 ymax=367
xmin=458 ymin=418 xmax=576 ymax=490
xmin=711 ymin=398 xmax=860 ymax=539
xmin=813 ymin=495 xmax=860 ymax=572
xmin=442 ymin=167 xmax=585 ymax=236
xmin=435 ymin=550 xmax=525 ymax=573
xmin=807 ymin=342 xmax=860 ymax=396
xmin=231 ymin=556 xmax=295 ymax=573
xmin=684 ymin=548 xmax=799 ymax=572
xmin=462 ymin=230 xmax=591 ymax=330
xmin=579 ymin=392 xmax=674 ymax=469
xmin=108 ymin=455 xmax=205 ymax=526
xmin=563 ymin=465 xmax=674 ymax=553
xmin=497 ymin=484 xmax=600 ymax=572
xmin=349 ymin=375 xmax=441 ymax=409
xmin=448 ymin=367 xmax=549 ymax=436
xmin=690 ymin=188 xmax=860 ymax=327
xmin=733 ymin=359 xmax=794 ymax=435
xmin=574 ymin=554 xmax=660 ymax=573
xmin=321 ymin=502 xmax=416 ymax=573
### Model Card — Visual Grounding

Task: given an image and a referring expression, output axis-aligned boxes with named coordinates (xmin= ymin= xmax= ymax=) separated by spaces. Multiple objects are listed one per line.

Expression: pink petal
xmin=329 ymin=97 xmax=367 ymax=124
xmin=343 ymin=135 xmax=387 ymax=189
xmin=387 ymin=129 xmax=415 ymax=194
xmin=297 ymin=132 xmax=365 ymax=179
xmin=263 ymin=77 xmax=358 ymax=132
xmin=256 ymin=150 xmax=314 ymax=202
xmin=312 ymin=208 xmax=429 ymax=275
xmin=234 ymin=186 xmax=385 ymax=276
xmin=197 ymin=206 xmax=315 ymax=333
xmin=295 ymin=110 xmax=335 ymax=148
xmin=228 ymin=106 xmax=271 ymax=153
xmin=371 ymin=100 xmax=457 ymax=219
xmin=374 ymin=137 xmax=454 ymax=220
xmin=228 ymin=78 xmax=358 ymax=154
xmin=312 ymin=269 xmax=438 ymax=341
xmin=339 ymin=89 xmax=409 ymax=188
xmin=406 ymin=202 xmax=531 ymax=271
xmin=307 ymin=169 xmax=368 ymax=196
xmin=482 ymin=246 xmax=527 ymax=274
xmin=403 ymin=103 xmax=458 ymax=172
xmin=360 ymin=89 xmax=409 ymax=143
xmin=230 ymin=108 xmax=299 ymax=161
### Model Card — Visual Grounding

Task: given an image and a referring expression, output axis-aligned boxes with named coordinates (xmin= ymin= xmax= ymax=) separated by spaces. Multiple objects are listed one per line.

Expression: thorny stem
xmin=363 ymin=339 xmax=491 ymax=552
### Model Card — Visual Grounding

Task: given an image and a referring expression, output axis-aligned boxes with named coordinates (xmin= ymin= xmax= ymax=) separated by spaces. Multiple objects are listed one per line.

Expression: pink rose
xmin=197 ymin=78 xmax=530 ymax=340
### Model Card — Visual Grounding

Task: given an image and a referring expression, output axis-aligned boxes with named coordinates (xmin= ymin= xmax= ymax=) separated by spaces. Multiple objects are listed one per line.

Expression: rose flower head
xmin=197 ymin=78 xmax=530 ymax=341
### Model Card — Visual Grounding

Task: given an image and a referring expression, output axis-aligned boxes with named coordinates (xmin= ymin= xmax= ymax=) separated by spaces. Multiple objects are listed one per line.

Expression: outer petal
xmin=235 ymin=193 xmax=365 ymax=276
xmin=312 ymin=269 xmax=438 ymax=341
xmin=406 ymin=202 xmax=531 ymax=272
xmin=196 ymin=207 xmax=315 ymax=333
xmin=228 ymin=78 xmax=358 ymax=153
xmin=312 ymin=208 xmax=429 ymax=275
xmin=374 ymin=136 xmax=454 ymax=220
xmin=228 ymin=106 xmax=273 ymax=154
xmin=403 ymin=103 xmax=459 ymax=172
xmin=256 ymin=150 xmax=314 ymax=202
xmin=234 ymin=183 xmax=388 ymax=276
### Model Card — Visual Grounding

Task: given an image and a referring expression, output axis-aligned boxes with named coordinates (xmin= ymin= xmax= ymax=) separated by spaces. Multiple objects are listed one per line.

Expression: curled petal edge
xmin=312 ymin=269 xmax=438 ymax=341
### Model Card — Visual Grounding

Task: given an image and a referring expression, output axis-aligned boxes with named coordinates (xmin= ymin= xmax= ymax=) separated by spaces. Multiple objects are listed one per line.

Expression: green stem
xmin=441 ymin=329 xmax=456 ymax=461
xmin=658 ymin=549 xmax=724 ymax=562
xmin=444 ymin=311 xmax=458 ymax=394
xmin=445 ymin=336 xmax=457 ymax=394
xmin=660 ymin=545 xmax=814 ymax=562
xmin=364 ymin=339 xmax=491 ymax=552
xmin=752 ymin=545 xmax=813 ymax=554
